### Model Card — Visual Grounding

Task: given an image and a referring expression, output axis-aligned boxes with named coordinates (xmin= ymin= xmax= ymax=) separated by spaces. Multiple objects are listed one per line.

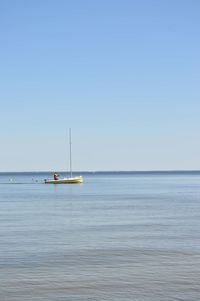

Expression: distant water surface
xmin=0 ymin=171 xmax=200 ymax=301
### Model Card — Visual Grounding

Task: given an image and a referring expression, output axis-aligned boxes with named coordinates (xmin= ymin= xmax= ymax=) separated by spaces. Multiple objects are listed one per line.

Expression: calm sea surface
xmin=0 ymin=171 xmax=200 ymax=301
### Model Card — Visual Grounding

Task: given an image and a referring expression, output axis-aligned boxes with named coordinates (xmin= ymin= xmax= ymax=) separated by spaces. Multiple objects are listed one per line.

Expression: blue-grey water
xmin=0 ymin=171 xmax=200 ymax=301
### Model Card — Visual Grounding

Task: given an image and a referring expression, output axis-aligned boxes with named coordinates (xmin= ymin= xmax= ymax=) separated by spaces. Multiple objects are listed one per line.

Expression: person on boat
xmin=53 ymin=172 xmax=59 ymax=180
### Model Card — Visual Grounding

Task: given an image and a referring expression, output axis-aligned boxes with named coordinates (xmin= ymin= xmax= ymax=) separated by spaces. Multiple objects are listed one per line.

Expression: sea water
xmin=0 ymin=171 xmax=200 ymax=301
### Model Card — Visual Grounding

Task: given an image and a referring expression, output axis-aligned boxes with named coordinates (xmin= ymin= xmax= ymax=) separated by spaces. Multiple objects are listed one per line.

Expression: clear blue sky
xmin=0 ymin=0 xmax=200 ymax=171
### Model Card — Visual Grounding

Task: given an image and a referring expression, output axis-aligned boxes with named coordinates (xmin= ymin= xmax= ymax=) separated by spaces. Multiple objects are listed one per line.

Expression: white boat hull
xmin=44 ymin=176 xmax=83 ymax=184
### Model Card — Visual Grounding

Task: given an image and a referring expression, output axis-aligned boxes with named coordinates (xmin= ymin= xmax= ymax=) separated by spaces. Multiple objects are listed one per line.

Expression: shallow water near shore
xmin=0 ymin=171 xmax=200 ymax=300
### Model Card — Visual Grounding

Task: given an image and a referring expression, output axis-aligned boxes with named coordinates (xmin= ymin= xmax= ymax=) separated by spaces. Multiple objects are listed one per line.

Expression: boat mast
xmin=69 ymin=128 xmax=72 ymax=177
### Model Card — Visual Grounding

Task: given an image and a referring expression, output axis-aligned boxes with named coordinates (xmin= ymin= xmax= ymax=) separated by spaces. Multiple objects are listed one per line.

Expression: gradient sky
xmin=0 ymin=0 xmax=200 ymax=171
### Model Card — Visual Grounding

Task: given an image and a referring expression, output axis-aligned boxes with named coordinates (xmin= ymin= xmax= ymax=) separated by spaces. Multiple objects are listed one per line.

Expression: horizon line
xmin=1 ymin=169 xmax=200 ymax=173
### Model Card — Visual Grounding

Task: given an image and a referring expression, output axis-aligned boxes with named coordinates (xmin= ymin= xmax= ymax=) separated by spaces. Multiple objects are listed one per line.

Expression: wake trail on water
xmin=0 ymin=182 xmax=44 ymax=185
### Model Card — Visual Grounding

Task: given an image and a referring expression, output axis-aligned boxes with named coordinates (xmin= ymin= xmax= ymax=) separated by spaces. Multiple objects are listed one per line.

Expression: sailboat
xmin=44 ymin=129 xmax=83 ymax=184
